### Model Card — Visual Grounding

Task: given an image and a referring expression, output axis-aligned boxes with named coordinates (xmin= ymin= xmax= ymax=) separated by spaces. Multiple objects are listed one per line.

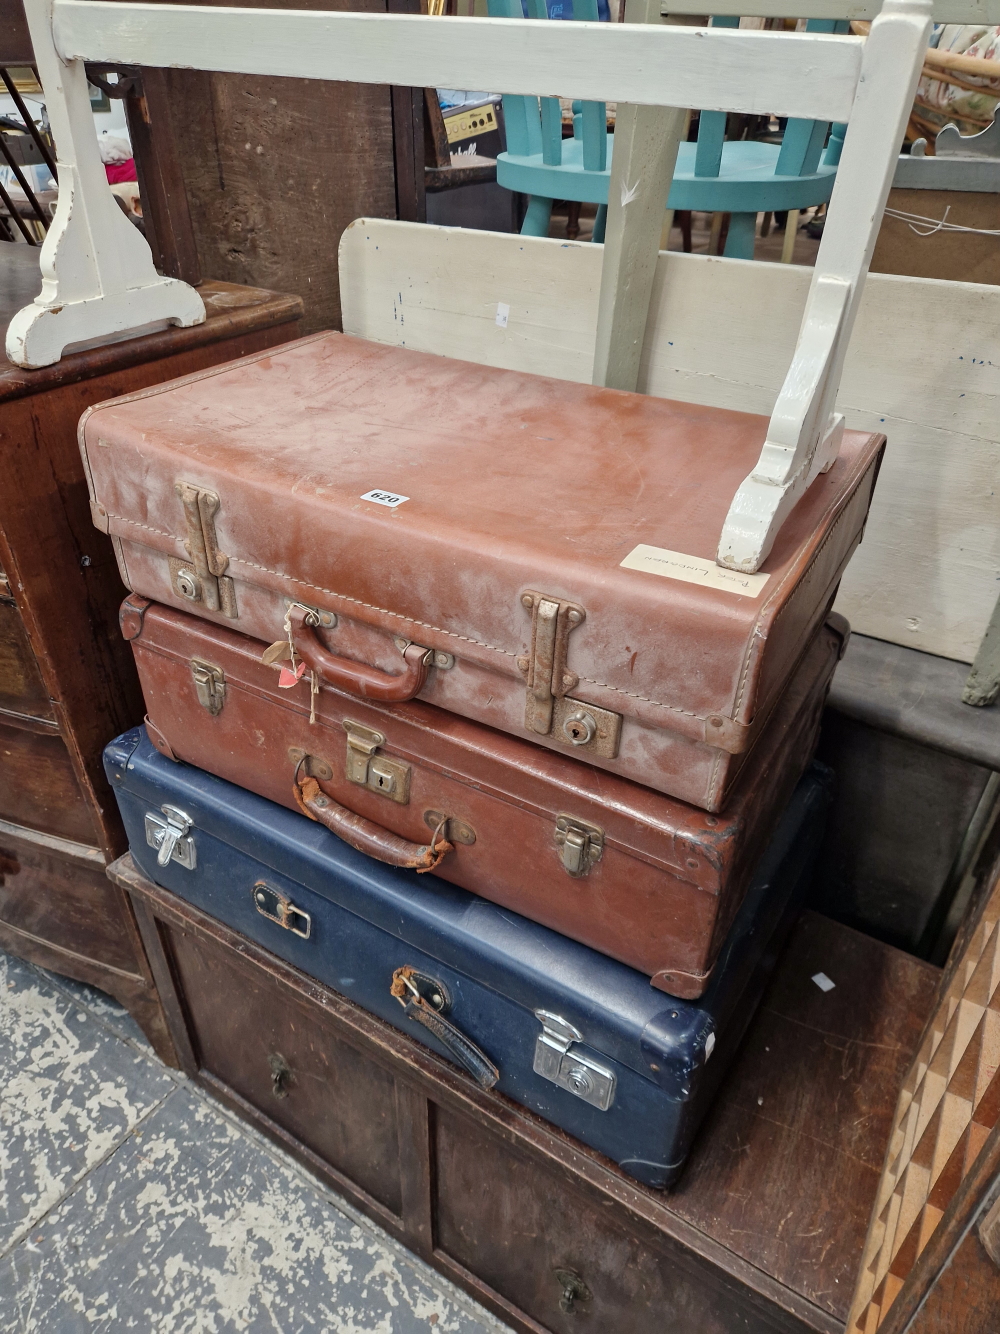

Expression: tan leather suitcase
xmin=122 ymin=594 xmax=847 ymax=997
xmin=82 ymin=332 xmax=881 ymax=809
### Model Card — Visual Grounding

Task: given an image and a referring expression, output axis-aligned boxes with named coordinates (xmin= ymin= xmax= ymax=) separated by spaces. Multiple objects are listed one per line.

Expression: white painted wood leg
xmin=6 ymin=0 xmax=204 ymax=369
xmin=591 ymin=0 xmax=685 ymax=392
xmin=716 ymin=0 xmax=932 ymax=573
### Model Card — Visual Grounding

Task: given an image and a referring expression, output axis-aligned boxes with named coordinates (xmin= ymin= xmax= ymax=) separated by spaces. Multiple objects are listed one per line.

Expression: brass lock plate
xmin=343 ymin=720 xmax=410 ymax=804
xmin=551 ymin=696 xmax=621 ymax=760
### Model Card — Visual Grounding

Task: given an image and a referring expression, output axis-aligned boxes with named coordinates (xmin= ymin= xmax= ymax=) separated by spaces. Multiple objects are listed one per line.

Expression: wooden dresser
xmin=0 ymin=244 xmax=303 ymax=1060
xmin=113 ymin=845 xmax=941 ymax=1334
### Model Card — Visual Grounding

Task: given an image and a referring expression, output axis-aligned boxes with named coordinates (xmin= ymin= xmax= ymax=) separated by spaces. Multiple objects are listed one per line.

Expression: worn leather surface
xmin=128 ymin=598 xmax=844 ymax=996
xmin=82 ymin=332 xmax=882 ymax=806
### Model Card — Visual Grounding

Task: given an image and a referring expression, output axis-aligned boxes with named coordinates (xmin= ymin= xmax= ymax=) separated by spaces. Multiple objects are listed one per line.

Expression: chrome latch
xmin=144 ymin=804 xmax=197 ymax=870
xmin=253 ymin=882 xmax=311 ymax=938
xmin=343 ymin=720 xmax=411 ymax=804
xmin=190 ymin=658 xmax=226 ymax=715
xmin=554 ymin=814 xmax=604 ymax=877
xmin=168 ymin=482 xmax=238 ymax=618
xmin=533 ymin=1010 xmax=616 ymax=1111
xmin=517 ymin=592 xmax=585 ymax=737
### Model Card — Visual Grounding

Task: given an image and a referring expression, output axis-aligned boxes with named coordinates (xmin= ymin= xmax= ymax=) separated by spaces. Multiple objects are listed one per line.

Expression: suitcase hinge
xmin=518 ymin=593 xmax=622 ymax=759
xmin=144 ymin=804 xmax=197 ymax=870
xmin=190 ymin=658 xmax=226 ymax=716
xmin=343 ymin=720 xmax=411 ymax=804
xmin=533 ymin=1010 xmax=616 ymax=1111
xmin=554 ymin=814 xmax=604 ymax=877
xmin=169 ymin=482 xmax=238 ymax=618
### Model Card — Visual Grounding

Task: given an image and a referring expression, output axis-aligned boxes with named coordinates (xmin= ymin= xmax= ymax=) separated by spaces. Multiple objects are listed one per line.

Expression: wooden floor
xmin=0 ymin=947 xmax=511 ymax=1334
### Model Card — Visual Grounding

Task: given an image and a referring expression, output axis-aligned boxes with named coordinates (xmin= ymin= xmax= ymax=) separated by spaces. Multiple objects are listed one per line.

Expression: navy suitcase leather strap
xmin=294 ymin=774 xmax=453 ymax=872
xmin=391 ymin=967 xmax=499 ymax=1090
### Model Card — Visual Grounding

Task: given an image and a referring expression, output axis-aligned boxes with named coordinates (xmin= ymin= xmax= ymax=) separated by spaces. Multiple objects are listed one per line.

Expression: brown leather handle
xmin=288 ymin=605 xmax=431 ymax=702
xmin=294 ymin=774 xmax=452 ymax=872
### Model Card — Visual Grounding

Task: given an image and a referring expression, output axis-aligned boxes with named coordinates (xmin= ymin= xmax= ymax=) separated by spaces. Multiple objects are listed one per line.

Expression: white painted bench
xmin=11 ymin=0 xmax=932 ymax=575
xmin=339 ymin=219 xmax=1000 ymax=667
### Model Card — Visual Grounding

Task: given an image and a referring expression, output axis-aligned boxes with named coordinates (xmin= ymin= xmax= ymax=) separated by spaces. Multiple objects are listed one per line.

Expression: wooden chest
xmin=112 ymin=851 xmax=939 ymax=1334
xmin=0 ymin=243 xmax=303 ymax=1059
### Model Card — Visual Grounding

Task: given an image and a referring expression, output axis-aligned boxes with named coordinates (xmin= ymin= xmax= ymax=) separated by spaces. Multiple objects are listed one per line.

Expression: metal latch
xmin=517 ymin=593 xmax=621 ymax=759
xmin=190 ymin=658 xmax=226 ymax=715
xmin=343 ymin=720 xmax=410 ymax=804
xmin=533 ymin=1010 xmax=616 ymax=1111
xmin=252 ymin=882 xmax=312 ymax=938
xmin=517 ymin=591 xmax=585 ymax=736
xmin=554 ymin=814 xmax=604 ymax=877
xmin=144 ymin=804 xmax=197 ymax=869
xmin=168 ymin=482 xmax=238 ymax=618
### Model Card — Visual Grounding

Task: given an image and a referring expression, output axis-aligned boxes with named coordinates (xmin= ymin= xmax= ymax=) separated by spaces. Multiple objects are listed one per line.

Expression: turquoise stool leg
xmin=592 ymin=204 xmax=607 ymax=244
xmin=723 ymin=212 xmax=757 ymax=261
xmin=521 ymin=196 xmax=554 ymax=236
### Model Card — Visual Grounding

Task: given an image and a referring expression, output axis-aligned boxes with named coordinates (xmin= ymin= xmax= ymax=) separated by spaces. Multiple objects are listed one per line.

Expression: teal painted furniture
xmin=489 ymin=3 xmax=848 ymax=259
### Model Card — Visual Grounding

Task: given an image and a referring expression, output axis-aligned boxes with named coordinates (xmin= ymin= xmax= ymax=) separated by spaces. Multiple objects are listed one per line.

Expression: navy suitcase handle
xmin=391 ymin=967 xmax=499 ymax=1090
xmin=288 ymin=605 xmax=432 ymax=702
xmin=294 ymin=773 xmax=453 ymax=873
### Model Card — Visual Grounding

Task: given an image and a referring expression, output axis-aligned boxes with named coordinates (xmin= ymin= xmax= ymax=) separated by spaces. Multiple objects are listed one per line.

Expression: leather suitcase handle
xmin=391 ymin=967 xmax=499 ymax=1089
xmin=289 ymin=605 xmax=431 ymax=702
xmin=294 ymin=773 xmax=453 ymax=872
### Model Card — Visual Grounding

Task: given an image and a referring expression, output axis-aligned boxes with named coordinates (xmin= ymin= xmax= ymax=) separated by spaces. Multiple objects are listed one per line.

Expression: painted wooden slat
xmin=51 ymin=1 xmax=864 ymax=122
xmin=339 ymin=220 xmax=1000 ymax=666
xmin=662 ymin=0 xmax=1000 ymax=18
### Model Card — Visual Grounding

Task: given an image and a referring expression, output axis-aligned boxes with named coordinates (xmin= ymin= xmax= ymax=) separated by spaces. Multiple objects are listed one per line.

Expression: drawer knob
xmin=554 ymin=1268 xmax=591 ymax=1314
xmin=269 ymin=1053 xmax=292 ymax=1099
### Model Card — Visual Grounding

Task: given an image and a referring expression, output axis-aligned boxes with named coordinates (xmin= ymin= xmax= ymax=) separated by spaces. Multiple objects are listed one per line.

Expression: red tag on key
xmin=278 ymin=661 xmax=307 ymax=689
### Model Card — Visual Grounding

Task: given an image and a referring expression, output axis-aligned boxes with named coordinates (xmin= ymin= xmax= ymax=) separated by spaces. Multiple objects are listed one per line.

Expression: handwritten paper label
xmin=361 ymin=489 xmax=409 ymax=509
xmin=496 ymin=302 xmax=510 ymax=328
xmin=620 ymin=545 xmax=770 ymax=598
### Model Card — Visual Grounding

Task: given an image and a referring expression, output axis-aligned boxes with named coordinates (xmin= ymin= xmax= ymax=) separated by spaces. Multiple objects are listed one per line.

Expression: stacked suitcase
xmin=84 ymin=331 xmax=884 ymax=1188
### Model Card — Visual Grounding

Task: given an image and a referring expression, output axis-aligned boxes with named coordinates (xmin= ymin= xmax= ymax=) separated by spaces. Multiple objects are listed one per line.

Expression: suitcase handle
xmin=288 ymin=605 xmax=432 ymax=702
xmin=294 ymin=772 xmax=453 ymax=872
xmin=391 ymin=966 xmax=499 ymax=1090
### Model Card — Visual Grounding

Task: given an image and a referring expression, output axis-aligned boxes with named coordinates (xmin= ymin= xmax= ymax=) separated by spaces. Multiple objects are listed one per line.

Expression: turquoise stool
xmin=489 ymin=3 xmax=848 ymax=259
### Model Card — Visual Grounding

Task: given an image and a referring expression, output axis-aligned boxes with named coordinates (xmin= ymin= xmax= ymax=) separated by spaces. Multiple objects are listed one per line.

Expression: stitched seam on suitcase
xmin=732 ymin=451 xmax=876 ymax=717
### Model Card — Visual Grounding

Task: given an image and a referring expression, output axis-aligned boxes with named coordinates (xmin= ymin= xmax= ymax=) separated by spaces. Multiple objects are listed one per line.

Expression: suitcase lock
xmin=144 ymin=805 xmax=197 ymax=870
xmin=533 ymin=1010 xmax=616 ymax=1111
xmin=190 ymin=658 xmax=226 ymax=716
xmin=555 ymin=814 xmax=604 ymax=877
xmin=343 ymin=721 xmax=411 ymax=804
xmin=518 ymin=592 xmax=622 ymax=759
xmin=169 ymin=483 xmax=238 ymax=619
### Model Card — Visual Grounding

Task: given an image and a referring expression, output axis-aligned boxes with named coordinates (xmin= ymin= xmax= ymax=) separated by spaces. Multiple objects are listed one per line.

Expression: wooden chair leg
xmin=708 ymin=211 xmax=724 ymax=255
xmin=723 ymin=211 xmax=757 ymax=260
xmin=679 ymin=210 xmax=692 ymax=252
xmin=592 ymin=204 xmax=607 ymax=244
xmin=520 ymin=195 xmax=554 ymax=236
xmin=566 ymin=200 xmax=581 ymax=240
xmin=781 ymin=208 xmax=800 ymax=263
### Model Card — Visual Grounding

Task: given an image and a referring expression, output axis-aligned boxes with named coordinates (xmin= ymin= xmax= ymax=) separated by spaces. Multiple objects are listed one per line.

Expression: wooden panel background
xmin=339 ymin=220 xmax=1000 ymax=666
xmin=145 ymin=0 xmax=407 ymax=335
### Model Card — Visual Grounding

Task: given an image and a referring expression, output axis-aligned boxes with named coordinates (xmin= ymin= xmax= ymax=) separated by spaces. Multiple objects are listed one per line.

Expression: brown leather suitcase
xmin=81 ymin=332 xmax=882 ymax=810
xmin=123 ymin=594 xmax=847 ymax=997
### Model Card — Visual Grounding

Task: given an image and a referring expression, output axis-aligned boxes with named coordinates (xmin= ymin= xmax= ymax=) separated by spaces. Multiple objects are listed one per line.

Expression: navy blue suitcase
xmin=105 ymin=728 xmax=831 ymax=1189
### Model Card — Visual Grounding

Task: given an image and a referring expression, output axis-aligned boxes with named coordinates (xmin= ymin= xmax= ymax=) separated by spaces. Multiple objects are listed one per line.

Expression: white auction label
xmin=360 ymin=489 xmax=410 ymax=509
xmin=620 ymin=545 xmax=770 ymax=598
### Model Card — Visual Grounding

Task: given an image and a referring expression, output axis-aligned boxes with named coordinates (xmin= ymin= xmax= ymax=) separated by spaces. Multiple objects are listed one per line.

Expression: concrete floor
xmin=0 ymin=948 xmax=511 ymax=1334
